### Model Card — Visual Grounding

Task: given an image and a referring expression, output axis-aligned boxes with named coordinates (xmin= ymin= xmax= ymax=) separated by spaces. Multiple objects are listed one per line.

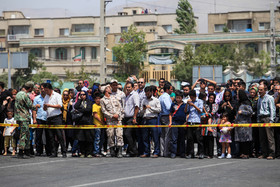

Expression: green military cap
xmin=25 ymin=81 xmax=34 ymax=88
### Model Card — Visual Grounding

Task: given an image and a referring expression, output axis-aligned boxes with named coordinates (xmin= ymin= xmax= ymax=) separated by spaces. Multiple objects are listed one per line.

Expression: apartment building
xmin=0 ymin=7 xmax=198 ymax=81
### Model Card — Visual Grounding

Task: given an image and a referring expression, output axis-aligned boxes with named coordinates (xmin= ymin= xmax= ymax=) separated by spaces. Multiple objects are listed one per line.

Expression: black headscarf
xmin=238 ymin=90 xmax=251 ymax=106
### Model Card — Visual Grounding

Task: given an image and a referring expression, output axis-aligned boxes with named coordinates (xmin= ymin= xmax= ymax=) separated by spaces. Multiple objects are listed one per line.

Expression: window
xmin=30 ymin=48 xmax=42 ymax=57
xmin=0 ymin=29 xmax=5 ymax=36
xmin=133 ymin=10 xmax=137 ymax=15
xmin=56 ymin=48 xmax=67 ymax=60
xmin=92 ymin=47 xmax=97 ymax=59
xmin=80 ymin=47 xmax=85 ymax=60
xmin=73 ymin=24 xmax=94 ymax=32
xmin=259 ymin=22 xmax=270 ymax=30
xmin=112 ymin=51 xmax=117 ymax=62
xmin=214 ymin=24 xmax=225 ymax=32
xmin=245 ymin=43 xmax=258 ymax=53
xmin=135 ymin=22 xmax=157 ymax=26
xmin=9 ymin=26 xmax=29 ymax=35
xmin=105 ymin=27 xmax=110 ymax=34
xmin=162 ymin=25 xmax=172 ymax=33
xmin=161 ymin=48 xmax=169 ymax=53
xmin=121 ymin=27 xmax=128 ymax=33
xmin=34 ymin=29 xmax=44 ymax=36
xmin=59 ymin=28 xmax=69 ymax=36
xmin=230 ymin=20 xmax=252 ymax=32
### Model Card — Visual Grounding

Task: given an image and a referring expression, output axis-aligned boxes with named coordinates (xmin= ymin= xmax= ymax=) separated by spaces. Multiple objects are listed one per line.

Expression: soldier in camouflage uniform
xmin=100 ymin=84 xmax=124 ymax=158
xmin=14 ymin=81 xmax=36 ymax=159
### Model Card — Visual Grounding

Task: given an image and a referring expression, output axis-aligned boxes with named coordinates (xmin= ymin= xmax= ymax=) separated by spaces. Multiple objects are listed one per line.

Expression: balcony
xmin=7 ymin=34 xmax=29 ymax=42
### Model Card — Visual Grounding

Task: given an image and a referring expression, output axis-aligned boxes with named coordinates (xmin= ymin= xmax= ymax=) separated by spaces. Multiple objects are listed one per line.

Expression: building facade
xmin=0 ymin=8 xmax=199 ymax=82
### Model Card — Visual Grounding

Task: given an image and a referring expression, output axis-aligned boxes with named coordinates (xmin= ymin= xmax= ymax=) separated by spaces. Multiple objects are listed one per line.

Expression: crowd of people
xmin=0 ymin=76 xmax=280 ymax=160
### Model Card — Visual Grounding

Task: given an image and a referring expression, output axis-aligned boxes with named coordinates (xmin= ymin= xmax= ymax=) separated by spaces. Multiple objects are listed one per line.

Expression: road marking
xmin=70 ymin=161 xmax=236 ymax=187
xmin=0 ymin=159 xmax=72 ymax=169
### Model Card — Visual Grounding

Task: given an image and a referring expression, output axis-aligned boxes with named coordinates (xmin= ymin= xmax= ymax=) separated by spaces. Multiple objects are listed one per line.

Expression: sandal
xmin=267 ymin=156 xmax=274 ymax=160
xmin=258 ymin=155 xmax=265 ymax=159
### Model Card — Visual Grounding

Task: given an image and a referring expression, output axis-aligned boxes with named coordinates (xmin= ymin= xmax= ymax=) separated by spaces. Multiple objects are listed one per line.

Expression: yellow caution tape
xmin=0 ymin=123 xmax=280 ymax=129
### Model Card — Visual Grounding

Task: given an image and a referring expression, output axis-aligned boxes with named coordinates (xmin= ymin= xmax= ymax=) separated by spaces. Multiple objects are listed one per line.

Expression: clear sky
xmin=0 ymin=0 xmax=278 ymax=33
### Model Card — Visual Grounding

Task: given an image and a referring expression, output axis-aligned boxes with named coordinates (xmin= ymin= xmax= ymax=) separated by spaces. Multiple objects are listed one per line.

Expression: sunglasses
xmin=63 ymin=94 xmax=69 ymax=96
xmin=80 ymin=94 xmax=86 ymax=96
xmin=138 ymin=82 xmax=144 ymax=84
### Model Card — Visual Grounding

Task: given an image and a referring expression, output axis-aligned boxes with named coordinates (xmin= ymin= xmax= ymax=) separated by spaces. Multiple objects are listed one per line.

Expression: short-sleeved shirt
xmin=170 ymin=103 xmax=187 ymax=124
xmin=33 ymin=95 xmax=47 ymax=121
xmin=44 ymin=91 xmax=62 ymax=118
xmin=187 ymin=99 xmax=203 ymax=123
xmin=4 ymin=118 xmax=16 ymax=136
xmin=124 ymin=90 xmax=140 ymax=118
xmin=92 ymin=103 xmax=104 ymax=126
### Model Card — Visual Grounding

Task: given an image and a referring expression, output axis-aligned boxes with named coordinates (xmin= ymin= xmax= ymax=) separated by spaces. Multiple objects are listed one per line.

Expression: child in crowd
xmin=169 ymin=91 xmax=187 ymax=159
xmin=3 ymin=111 xmax=17 ymax=156
xmin=92 ymin=93 xmax=104 ymax=157
xmin=219 ymin=113 xmax=233 ymax=159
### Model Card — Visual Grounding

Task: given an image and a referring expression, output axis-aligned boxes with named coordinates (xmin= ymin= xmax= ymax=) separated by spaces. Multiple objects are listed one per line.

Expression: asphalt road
xmin=0 ymin=154 xmax=280 ymax=187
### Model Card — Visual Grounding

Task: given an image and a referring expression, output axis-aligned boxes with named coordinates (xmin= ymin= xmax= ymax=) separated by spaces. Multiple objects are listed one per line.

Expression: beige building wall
xmin=0 ymin=7 xmax=195 ymax=81
xmin=208 ymin=11 xmax=280 ymax=34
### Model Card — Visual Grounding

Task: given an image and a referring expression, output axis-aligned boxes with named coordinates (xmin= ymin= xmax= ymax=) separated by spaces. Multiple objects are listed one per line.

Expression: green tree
xmin=31 ymin=67 xmax=58 ymax=84
xmin=112 ymin=25 xmax=147 ymax=77
xmin=174 ymin=0 xmax=196 ymax=34
xmin=13 ymin=54 xmax=43 ymax=88
xmin=172 ymin=44 xmax=270 ymax=82
xmin=64 ymin=62 xmax=97 ymax=87
xmin=0 ymin=72 xmax=8 ymax=87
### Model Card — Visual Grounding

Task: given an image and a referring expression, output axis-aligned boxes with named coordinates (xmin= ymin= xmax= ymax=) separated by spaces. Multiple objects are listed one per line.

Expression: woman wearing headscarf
xmin=218 ymin=89 xmax=237 ymax=123
xmin=235 ymin=90 xmax=253 ymax=159
xmin=74 ymin=90 xmax=94 ymax=158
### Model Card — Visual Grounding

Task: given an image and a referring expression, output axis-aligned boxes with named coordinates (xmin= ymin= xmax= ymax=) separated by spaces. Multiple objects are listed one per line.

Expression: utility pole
xmin=99 ymin=0 xmax=112 ymax=84
xmin=270 ymin=1 xmax=276 ymax=78
xmin=99 ymin=0 xmax=106 ymax=84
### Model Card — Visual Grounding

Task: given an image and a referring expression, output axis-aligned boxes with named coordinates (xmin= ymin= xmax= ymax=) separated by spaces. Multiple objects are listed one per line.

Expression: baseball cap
xmin=110 ymin=79 xmax=119 ymax=84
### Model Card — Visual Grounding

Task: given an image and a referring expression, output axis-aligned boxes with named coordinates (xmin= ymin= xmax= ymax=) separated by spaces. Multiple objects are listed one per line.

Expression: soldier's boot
xmin=18 ymin=149 xmax=30 ymax=159
xmin=17 ymin=149 xmax=24 ymax=159
xmin=25 ymin=149 xmax=34 ymax=158
xmin=106 ymin=147 xmax=115 ymax=158
xmin=117 ymin=146 xmax=123 ymax=158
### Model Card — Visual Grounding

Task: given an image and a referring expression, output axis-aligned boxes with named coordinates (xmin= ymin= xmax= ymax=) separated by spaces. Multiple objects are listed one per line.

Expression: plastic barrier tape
xmin=1 ymin=123 xmax=280 ymax=129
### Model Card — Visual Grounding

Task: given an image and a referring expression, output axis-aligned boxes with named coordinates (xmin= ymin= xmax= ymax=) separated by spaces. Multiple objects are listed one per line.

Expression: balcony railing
xmin=7 ymin=34 xmax=30 ymax=41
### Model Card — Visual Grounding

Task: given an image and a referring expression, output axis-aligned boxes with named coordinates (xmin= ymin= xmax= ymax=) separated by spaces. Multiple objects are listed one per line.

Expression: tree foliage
xmin=174 ymin=0 xmax=196 ymax=34
xmin=64 ymin=62 xmax=97 ymax=87
xmin=112 ymin=25 xmax=147 ymax=77
xmin=0 ymin=72 xmax=8 ymax=87
xmin=31 ymin=67 xmax=58 ymax=84
xmin=172 ymin=44 xmax=270 ymax=82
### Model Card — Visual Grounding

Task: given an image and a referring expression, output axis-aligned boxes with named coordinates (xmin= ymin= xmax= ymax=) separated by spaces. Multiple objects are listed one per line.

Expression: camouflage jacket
xmin=14 ymin=91 xmax=36 ymax=122
xmin=100 ymin=95 xmax=123 ymax=121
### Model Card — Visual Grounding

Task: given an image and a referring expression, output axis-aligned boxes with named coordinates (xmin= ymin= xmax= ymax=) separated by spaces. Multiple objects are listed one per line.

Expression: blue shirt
xmin=33 ymin=95 xmax=47 ymax=121
xmin=159 ymin=92 xmax=172 ymax=116
xmin=170 ymin=103 xmax=187 ymax=124
xmin=187 ymin=99 xmax=203 ymax=123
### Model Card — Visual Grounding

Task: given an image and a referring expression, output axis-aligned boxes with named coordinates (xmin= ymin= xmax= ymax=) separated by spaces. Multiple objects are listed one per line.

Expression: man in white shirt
xmin=140 ymin=86 xmax=161 ymax=158
xmin=43 ymin=83 xmax=66 ymax=158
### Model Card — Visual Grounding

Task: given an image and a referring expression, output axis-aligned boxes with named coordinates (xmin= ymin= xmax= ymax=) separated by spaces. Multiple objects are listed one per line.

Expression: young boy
xmin=168 ymin=91 xmax=187 ymax=159
xmin=3 ymin=111 xmax=17 ymax=156
xmin=92 ymin=93 xmax=104 ymax=157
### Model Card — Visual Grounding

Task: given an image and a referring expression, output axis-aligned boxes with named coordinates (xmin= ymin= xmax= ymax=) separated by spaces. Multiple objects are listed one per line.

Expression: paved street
xmin=0 ymin=154 xmax=280 ymax=187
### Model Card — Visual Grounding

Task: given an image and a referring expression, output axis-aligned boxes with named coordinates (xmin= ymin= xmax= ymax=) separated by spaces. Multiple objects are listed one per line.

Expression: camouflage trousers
xmin=106 ymin=120 xmax=123 ymax=148
xmin=18 ymin=121 xmax=30 ymax=150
